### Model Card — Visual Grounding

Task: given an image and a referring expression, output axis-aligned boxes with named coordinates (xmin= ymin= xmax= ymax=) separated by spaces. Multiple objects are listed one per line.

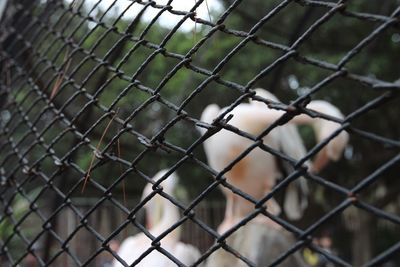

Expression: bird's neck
xmin=230 ymin=195 xmax=253 ymax=218
xmin=219 ymin=194 xmax=281 ymax=233
xmin=147 ymin=197 xmax=181 ymax=240
xmin=219 ymin=195 xmax=253 ymax=233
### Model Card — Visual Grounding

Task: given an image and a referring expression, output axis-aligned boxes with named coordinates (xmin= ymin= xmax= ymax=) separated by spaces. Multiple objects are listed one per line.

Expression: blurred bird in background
xmin=113 ymin=170 xmax=201 ymax=267
xmin=199 ymin=88 xmax=349 ymax=266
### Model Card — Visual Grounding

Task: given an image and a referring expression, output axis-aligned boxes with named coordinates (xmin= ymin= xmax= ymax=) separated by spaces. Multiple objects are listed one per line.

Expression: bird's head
xmin=250 ymin=88 xmax=279 ymax=105
xmin=307 ymin=100 xmax=349 ymax=161
xmin=197 ymin=104 xmax=221 ymax=135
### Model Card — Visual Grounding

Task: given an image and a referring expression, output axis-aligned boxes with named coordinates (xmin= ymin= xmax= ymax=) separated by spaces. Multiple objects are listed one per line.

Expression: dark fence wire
xmin=0 ymin=0 xmax=399 ymax=266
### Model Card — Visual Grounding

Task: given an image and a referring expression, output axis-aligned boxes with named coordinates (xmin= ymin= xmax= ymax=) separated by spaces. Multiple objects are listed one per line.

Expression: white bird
xmin=113 ymin=170 xmax=201 ymax=267
xmin=293 ymin=100 xmax=350 ymax=173
xmin=248 ymin=89 xmax=310 ymax=220
xmin=201 ymin=89 xmax=348 ymax=266
xmin=198 ymin=88 xmax=349 ymax=233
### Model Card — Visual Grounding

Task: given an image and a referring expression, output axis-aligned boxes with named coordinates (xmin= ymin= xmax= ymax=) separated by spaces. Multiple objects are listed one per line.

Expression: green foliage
xmin=0 ymin=194 xmax=28 ymax=240
xmin=0 ymin=189 xmax=41 ymax=259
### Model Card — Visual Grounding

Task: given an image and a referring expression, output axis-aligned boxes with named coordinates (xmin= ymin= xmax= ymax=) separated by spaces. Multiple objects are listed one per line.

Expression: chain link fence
xmin=0 ymin=0 xmax=399 ymax=266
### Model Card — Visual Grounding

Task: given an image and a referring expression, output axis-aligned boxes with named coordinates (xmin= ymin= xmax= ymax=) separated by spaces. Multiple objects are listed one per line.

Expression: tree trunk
xmin=351 ymin=211 xmax=372 ymax=266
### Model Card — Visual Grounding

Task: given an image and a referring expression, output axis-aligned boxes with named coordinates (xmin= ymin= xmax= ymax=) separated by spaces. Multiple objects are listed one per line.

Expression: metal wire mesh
xmin=0 ymin=0 xmax=399 ymax=266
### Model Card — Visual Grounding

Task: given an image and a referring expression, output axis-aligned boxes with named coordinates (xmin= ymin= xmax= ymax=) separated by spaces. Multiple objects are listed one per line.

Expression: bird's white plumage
xmin=293 ymin=100 xmax=349 ymax=172
xmin=198 ymin=88 xmax=349 ymax=230
xmin=114 ymin=235 xmax=200 ymax=267
xmin=251 ymin=88 xmax=311 ymax=220
xmin=113 ymin=170 xmax=201 ymax=267
xmin=200 ymin=102 xmax=283 ymax=230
